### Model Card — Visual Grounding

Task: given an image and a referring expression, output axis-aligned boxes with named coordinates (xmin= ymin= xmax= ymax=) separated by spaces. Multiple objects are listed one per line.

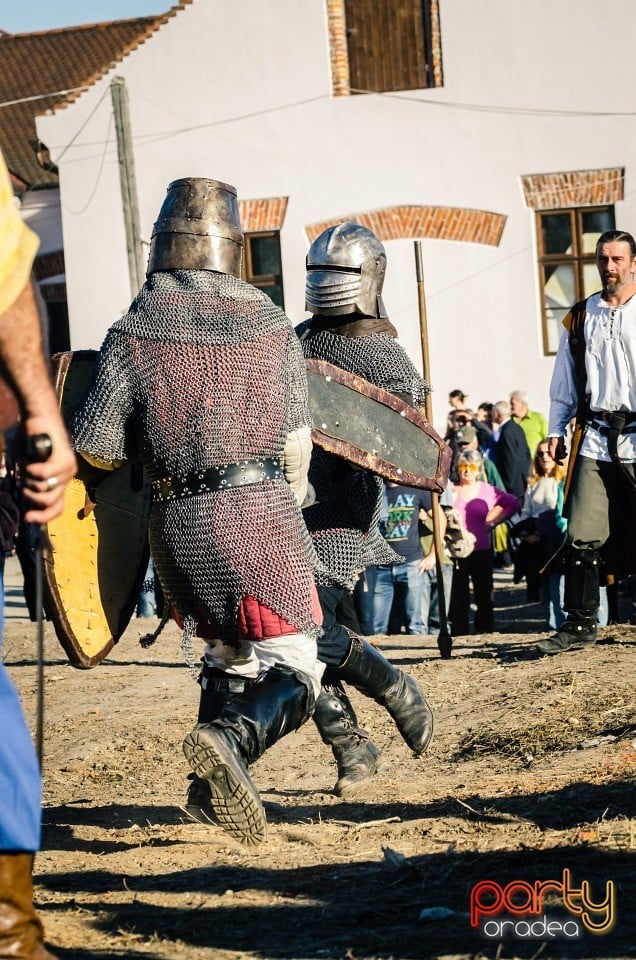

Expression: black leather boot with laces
xmin=313 ymin=679 xmax=380 ymax=797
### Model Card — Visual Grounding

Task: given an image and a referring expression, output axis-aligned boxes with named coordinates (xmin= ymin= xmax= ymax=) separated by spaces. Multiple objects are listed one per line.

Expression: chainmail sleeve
xmin=285 ymin=328 xmax=313 ymax=434
xmin=72 ymin=330 xmax=138 ymax=463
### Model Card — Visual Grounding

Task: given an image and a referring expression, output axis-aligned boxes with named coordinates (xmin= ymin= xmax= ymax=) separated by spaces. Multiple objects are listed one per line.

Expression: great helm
xmin=305 ymin=220 xmax=387 ymax=319
xmin=146 ymin=177 xmax=243 ymax=278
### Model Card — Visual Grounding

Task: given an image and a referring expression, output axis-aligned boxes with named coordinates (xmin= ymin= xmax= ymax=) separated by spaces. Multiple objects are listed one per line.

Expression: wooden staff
xmin=414 ymin=241 xmax=452 ymax=658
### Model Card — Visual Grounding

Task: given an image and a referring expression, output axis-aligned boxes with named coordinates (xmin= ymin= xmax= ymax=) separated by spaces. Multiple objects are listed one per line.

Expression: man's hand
xmin=21 ymin=409 xmax=77 ymax=523
xmin=549 ymin=435 xmax=567 ymax=465
xmin=419 ymin=551 xmax=436 ymax=573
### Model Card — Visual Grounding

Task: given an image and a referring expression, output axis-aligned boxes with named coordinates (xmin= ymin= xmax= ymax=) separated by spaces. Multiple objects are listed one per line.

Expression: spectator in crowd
xmin=448 ymin=389 xmax=467 ymax=413
xmin=371 ymin=481 xmax=430 ymax=635
xmin=450 ymin=449 xmax=519 ymax=635
xmin=512 ymin=441 xmax=568 ymax=623
xmin=419 ymin=485 xmax=454 ymax=635
xmin=491 ymin=400 xmax=531 ymax=503
xmin=510 ymin=390 xmax=549 ymax=456
xmin=476 ymin=402 xmax=494 ymax=431
xmin=452 ymin=424 xmax=504 ymax=488
xmin=446 ymin=389 xmax=467 ymax=432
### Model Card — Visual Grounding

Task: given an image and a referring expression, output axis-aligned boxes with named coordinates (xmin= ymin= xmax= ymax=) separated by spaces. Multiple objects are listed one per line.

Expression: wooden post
xmin=111 ymin=77 xmax=145 ymax=298
xmin=414 ymin=240 xmax=452 ymax=658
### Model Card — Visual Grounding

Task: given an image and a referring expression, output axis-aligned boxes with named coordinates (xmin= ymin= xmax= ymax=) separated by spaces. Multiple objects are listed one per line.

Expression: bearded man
xmin=538 ymin=229 xmax=636 ymax=655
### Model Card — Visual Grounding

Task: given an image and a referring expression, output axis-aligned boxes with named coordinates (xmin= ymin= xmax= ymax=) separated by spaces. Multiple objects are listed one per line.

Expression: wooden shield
xmin=45 ymin=352 xmax=151 ymax=668
xmin=305 ymin=359 xmax=452 ymax=493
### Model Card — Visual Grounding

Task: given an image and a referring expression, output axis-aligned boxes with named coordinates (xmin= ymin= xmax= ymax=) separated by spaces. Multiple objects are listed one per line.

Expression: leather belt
xmin=589 ymin=410 xmax=636 ymax=435
xmin=590 ymin=409 xmax=636 ymax=424
xmin=587 ymin=411 xmax=636 ymax=490
xmin=151 ymin=457 xmax=283 ymax=501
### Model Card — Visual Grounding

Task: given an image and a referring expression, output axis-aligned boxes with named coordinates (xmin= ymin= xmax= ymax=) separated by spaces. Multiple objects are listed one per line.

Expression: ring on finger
xmin=46 ymin=476 xmax=58 ymax=490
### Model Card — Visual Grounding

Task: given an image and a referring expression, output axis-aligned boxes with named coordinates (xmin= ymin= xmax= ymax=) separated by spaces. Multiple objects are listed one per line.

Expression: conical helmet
xmin=305 ymin=221 xmax=387 ymax=318
xmin=147 ymin=177 xmax=243 ymax=278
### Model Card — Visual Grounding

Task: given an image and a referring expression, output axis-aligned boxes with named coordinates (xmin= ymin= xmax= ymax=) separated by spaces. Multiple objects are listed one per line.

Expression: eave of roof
xmin=0 ymin=1 xmax=193 ymax=189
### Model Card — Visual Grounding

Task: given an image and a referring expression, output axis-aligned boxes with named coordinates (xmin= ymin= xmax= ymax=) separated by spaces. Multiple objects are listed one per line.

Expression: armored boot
xmin=0 ymin=853 xmax=58 ymax=959
xmin=313 ymin=676 xmax=380 ymax=798
xmin=183 ymin=668 xmax=314 ymax=845
xmin=336 ymin=635 xmax=434 ymax=756
xmin=184 ymin=667 xmax=255 ymax=826
xmin=537 ymin=547 xmax=600 ymax=655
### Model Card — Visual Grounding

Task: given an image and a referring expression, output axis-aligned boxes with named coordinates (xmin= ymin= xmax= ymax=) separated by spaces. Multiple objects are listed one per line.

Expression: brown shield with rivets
xmin=305 ymin=358 xmax=451 ymax=493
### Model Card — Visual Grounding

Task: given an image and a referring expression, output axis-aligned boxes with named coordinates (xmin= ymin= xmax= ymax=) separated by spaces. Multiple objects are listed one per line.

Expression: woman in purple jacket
xmin=451 ymin=449 xmax=519 ymax=635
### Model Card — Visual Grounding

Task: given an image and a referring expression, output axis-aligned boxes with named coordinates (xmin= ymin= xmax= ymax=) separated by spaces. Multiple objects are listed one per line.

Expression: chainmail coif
xmin=73 ymin=270 xmax=324 ymax=668
xmin=301 ymin=326 xmax=430 ymax=588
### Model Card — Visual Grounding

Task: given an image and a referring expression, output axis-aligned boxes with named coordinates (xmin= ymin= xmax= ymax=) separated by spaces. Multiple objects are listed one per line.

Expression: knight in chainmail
xmin=298 ymin=221 xmax=435 ymax=798
xmin=72 ymin=178 xmax=325 ymax=847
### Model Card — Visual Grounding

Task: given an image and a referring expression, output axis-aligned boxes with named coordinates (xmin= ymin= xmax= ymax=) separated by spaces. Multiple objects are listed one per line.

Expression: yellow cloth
xmin=78 ymin=450 xmax=122 ymax=472
xmin=0 ymin=152 xmax=39 ymax=316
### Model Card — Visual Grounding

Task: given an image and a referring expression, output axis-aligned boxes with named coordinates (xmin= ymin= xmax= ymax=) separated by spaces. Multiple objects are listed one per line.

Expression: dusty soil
xmin=5 ymin=573 xmax=636 ymax=960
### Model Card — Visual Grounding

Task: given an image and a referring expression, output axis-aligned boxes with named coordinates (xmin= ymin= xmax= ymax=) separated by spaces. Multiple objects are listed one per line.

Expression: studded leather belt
xmin=151 ymin=457 xmax=283 ymax=501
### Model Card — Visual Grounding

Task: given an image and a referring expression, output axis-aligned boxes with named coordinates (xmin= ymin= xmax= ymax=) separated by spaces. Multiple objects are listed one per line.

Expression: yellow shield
xmin=45 ymin=352 xmax=151 ymax=668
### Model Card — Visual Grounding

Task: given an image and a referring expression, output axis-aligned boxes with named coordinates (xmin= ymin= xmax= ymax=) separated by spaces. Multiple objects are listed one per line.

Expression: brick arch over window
xmin=239 ymin=197 xmax=288 ymax=233
xmin=521 ymin=168 xmax=624 ymax=210
xmin=305 ymin=206 xmax=506 ymax=246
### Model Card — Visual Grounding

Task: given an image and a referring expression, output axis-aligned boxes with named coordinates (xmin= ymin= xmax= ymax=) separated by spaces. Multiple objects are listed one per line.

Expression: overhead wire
xmin=351 ymin=89 xmax=636 ymax=119
xmin=0 ymin=87 xmax=88 ymax=109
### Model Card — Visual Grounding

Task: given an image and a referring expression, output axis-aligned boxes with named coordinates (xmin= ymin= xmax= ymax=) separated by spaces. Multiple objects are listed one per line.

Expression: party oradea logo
xmin=470 ymin=869 xmax=615 ymax=940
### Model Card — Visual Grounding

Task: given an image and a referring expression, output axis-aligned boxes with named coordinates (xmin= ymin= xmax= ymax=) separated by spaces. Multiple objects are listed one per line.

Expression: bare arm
xmin=0 ymin=280 xmax=76 ymax=522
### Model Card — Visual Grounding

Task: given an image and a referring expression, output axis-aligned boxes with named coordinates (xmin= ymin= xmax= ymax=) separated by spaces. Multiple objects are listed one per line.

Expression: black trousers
xmin=315 ymin=583 xmax=354 ymax=666
xmin=451 ymin=549 xmax=494 ymax=635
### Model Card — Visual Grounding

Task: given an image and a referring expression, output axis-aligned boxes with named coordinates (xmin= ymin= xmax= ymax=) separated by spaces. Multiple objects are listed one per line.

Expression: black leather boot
xmin=183 ymin=668 xmax=314 ymax=845
xmin=313 ymin=677 xmax=380 ymax=797
xmin=537 ymin=547 xmax=600 ymax=655
xmin=185 ymin=668 xmax=254 ymax=827
xmin=336 ymin=635 xmax=433 ymax=756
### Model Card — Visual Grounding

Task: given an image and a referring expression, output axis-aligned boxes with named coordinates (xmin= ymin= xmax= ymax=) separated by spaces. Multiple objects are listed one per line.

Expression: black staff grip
xmin=26 ymin=433 xmax=52 ymax=463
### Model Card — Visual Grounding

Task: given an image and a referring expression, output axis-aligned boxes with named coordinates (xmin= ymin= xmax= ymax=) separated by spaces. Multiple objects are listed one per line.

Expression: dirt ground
xmin=4 ymin=570 xmax=636 ymax=960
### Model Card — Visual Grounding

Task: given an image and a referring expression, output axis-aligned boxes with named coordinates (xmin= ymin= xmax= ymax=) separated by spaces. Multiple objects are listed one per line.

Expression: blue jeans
xmin=421 ymin=563 xmax=454 ymax=633
xmin=353 ymin=567 xmax=376 ymax=636
xmin=0 ymin=553 xmax=42 ymax=850
xmin=372 ymin=560 xmax=424 ymax=634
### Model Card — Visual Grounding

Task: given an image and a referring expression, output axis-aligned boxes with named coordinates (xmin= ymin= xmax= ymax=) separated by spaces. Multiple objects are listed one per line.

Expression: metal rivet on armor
xmin=326 ymin=376 xmax=332 ymax=382
xmin=321 ymin=423 xmax=327 ymax=429
xmin=397 ymin=468 xmax=403 ymax=474
xmin=400 ymin=410 xmax=406 ymax=417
